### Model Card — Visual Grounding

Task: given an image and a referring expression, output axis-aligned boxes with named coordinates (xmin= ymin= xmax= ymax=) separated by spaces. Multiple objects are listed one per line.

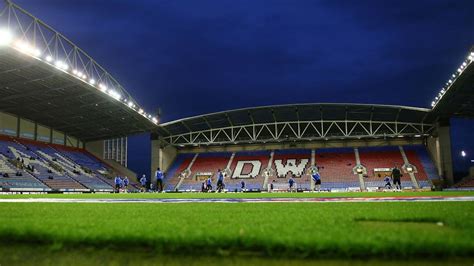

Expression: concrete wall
xmin=37 ymin=124 xmax=51 ymax=143
xmin=105 ymin=159 xmax=137 ymax=180
xmin=427 ymin=136 xmax=442 ymax=176
xmin=85 ymin=140 xmax=104 ymax=159
xmin=0 ymin=111 xmax=82 ymax=148
xmin=161 ymin=145 xmax=178 ymax=172
xmin=0 ymin=112 xmax=18 ymax=136
xmin=150 ymin=136 xmax=178 ymax=179
xmin=19 ymin=118 xmax=34 ymax=139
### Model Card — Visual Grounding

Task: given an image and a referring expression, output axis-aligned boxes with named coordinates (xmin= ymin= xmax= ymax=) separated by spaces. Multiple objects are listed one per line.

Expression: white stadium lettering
xmin=232 ymin=160 xmax=262 ymax=179
xmin=274 ymin=159 xmax=309 ymax=177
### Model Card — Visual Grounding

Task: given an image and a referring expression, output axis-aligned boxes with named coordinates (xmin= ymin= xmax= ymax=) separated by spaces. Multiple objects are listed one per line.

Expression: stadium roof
xmin=156 ymin=103 xmax=434 ymax=146
xmin=0 ymin=0 xmax=157 ymax=141
xmin=429 ymin=47 xmax=474 ymax=120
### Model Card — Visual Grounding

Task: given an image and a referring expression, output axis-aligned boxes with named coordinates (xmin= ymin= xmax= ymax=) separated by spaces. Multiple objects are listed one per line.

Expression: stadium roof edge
xmin=159 ymin=103 xmax=431 ymax=127
xmin=156 ymin=103 xmax=434 ymax=146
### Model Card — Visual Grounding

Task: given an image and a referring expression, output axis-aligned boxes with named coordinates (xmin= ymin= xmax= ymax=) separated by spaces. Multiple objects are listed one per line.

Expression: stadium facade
xmin=0 ymin=0 xmax=473 ymax=192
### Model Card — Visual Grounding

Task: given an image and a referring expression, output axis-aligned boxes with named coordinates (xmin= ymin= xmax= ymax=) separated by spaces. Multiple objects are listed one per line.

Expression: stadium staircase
xmin=175 ymin=153 xmax=199 ymax=191
xmin=398 ymin=146 xmax=420 ymax=189
xmin=262 ymin=150 xmax=274 ymax=190
xmin=353 ymin=148 xmax=366 ymax=191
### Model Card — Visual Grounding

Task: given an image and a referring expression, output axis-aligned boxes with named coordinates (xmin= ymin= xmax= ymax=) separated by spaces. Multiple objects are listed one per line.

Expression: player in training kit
xmin=289 ymin=175 xmax=295 ymax=192
xmin=312 ymin=172 xmax=321 ymax=192
xmin=206 ymin=177 xmax=212 ymax=192
xmin=140 ymin=174 xmax=147 ymax=192
xmin=216 ymin=169 xmax=224 ymax=192
xmin=384 ymin=175 xmax=392 ymax=189
xmin=391 ymin=165 xmax=402 ymax=190
xmin=123 ymin=176 xmax=129 ymax=192
xmin=155 ymin=168 xmax=164 ymax=193
xmin=114 ymin=176 xmax=121 ymax=193
xmin=240 ymin=180 xmax=246 ymax=192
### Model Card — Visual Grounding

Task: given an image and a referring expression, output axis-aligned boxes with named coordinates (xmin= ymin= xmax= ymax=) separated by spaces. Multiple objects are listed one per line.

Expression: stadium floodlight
xmin=152 ymin=117 xmax=158 ymax=124
xmin=54 ymin=60 xmax=68 ymax=70
xmin=127 ymin=101 xmax=135 ymax=108
xmin=81 ymin=74 xmax=87 ymax=79
xmin=107 ymin=89 xmax=122 ymax=100
xmin=461 ymin=150 xmax=466 ymax=157
xmin=0 ymin=28 xmax=13 ymax=45
xmin=13 ymin=40 xmax=41 ymax=57
xmin=32 ymin=48 xmax=41 ymax=57
xmin=89 ymin=79 xmax=95 ymax=85
xmin=72 ymin=69 xmax=78 ymax=75
xmin=431 ymin=101 xmax=435 ymax=107
xmin=45 ymin=55 xmax=53 ymax=62
xmin=452 ymin=74 xmax=456 ymax=78
xmin=448 ymin=79 xmax=452 ymax=84
xmin=138 ymin=109 xmax=144 ymax=114
xmin=98 ymin=83 xmax=107 ymax=92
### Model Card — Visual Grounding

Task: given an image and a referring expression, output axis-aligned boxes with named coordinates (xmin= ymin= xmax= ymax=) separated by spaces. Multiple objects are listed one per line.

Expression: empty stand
xmin=315 ymin=148 xmax=359 ymax=190
xmin=178 ymin=152 xmax=232 ymax=191
xmin=0 ymin=137 xmax=118 ymax=191
xmin=359 ymin=146 xmax=412 ymax=188
xmin=164 ymin=153 xmax=195 ymax=191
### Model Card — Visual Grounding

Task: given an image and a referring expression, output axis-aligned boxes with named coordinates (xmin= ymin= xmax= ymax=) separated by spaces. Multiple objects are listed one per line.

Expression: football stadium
xmin=0 ymin=0 xmax=473 ymax=265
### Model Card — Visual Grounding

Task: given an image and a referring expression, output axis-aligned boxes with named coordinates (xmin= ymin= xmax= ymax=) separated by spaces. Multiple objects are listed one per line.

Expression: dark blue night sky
xmin=14 ymin=0 xmax=474 ymax=177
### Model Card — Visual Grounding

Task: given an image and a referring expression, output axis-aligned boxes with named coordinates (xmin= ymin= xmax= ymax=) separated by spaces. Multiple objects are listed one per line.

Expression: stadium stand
xmin=270 ymin=149 xmax=311 ymax=190
xmin=359 ymin=146 xmax=412 ymax=188
xmin=0 ymin=136 xmax=115 ymax=191
xmin=178 ymin=152 xmax=232 ymax=191
xmin=163 ymin=153 xmax=195 ymax=191
xmin=0 ymin=133 xmax=442 ymax=193
xmin=163 ymin=145 xmax=440 ymax=192
xmin=315 ymin=148 xmax=360 ymax=190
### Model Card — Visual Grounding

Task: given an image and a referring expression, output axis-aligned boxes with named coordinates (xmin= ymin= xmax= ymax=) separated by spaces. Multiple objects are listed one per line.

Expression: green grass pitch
xmin=0 ymin=191 xmax=473 ymax=265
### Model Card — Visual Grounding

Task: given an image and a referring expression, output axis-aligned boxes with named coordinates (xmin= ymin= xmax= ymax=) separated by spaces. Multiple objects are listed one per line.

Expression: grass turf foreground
xmin=0 ymin=198 xmax=473 ymax=262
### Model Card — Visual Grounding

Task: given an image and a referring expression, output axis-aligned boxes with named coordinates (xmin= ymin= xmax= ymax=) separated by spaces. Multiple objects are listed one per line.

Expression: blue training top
xmin=156 ymin=170 xmax=163 ymax=180
xmin=217 ymin=172 xmax=224 ymax=181
xmin=312 ymin=173 xmax=320 ymax=181
xmin=114 ymin=177 xmax=121 ymax=185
